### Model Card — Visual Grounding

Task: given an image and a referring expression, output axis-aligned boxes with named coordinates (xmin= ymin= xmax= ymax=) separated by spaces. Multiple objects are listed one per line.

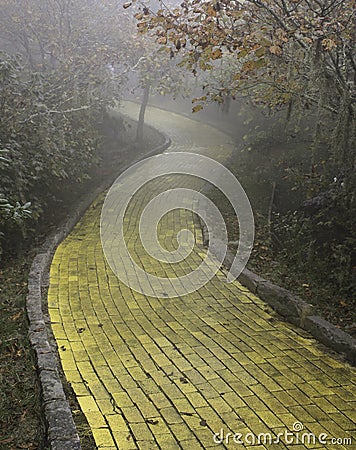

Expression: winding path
xmin=48 ymin=102 xmax=355 ymax=449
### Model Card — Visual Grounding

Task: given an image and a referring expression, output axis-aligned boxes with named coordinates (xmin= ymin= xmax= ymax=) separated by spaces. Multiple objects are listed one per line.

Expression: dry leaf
xmin=269 ymin=45 xmax=282 ymax=56
xmin=192 ymin=104 xmax=203 ymax=113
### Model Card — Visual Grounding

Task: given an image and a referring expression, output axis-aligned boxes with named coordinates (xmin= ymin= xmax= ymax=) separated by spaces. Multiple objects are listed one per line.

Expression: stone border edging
xmin=223 ymin=247 xmax=356 ymax=366
xmin=26 ymin=115 xmax=171 ymax=450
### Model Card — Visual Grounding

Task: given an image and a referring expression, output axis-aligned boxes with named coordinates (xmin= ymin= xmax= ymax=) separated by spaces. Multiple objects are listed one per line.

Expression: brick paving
xmin=47 ymin=102 xmax=356 ymax=449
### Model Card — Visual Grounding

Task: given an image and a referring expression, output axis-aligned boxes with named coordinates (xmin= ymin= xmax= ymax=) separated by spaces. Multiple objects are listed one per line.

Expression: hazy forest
xmin=0 ymin=0 xmax=355 ymax=448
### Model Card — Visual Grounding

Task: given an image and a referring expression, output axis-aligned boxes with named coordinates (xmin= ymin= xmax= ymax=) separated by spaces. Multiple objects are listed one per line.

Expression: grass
xmin=0 ymin=256 xmax=46 ymax=449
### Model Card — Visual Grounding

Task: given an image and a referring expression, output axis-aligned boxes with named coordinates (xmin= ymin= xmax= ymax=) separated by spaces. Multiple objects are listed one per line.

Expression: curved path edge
xmin=26 ymin=117 xmax=171 ymax=449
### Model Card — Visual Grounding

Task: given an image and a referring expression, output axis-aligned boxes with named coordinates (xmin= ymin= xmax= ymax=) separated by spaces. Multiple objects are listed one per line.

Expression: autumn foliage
xmin=130 ymin=0 xmax=355 ymax=304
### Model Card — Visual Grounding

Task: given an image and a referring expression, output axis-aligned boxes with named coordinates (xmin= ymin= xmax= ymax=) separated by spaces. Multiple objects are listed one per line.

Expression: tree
xmin=130 ymin=0 xmax=355 ymax=293
xmin=0 ymin=0 xmax=126 ymax=108
xmin=0 ymin=1 xmax=132 ymax=257
xmin=134 ymin=0 xmax=355 ymax=151
xmin=132 ymin=47 xmax=190 ymax=141
xmin=121 ymin=3 xmax=193 ymax=141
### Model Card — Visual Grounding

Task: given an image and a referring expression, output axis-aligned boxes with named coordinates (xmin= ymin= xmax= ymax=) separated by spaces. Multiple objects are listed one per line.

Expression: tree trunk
xmin=267 ymin=181 xmax=276 ymax=244
xmin=136 ymin=83 xmax=150 ymax=142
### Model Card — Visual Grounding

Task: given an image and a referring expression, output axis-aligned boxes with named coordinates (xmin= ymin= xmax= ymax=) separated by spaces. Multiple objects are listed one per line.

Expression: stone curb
xmin=222 ymin=246 xmax=356 ymax=366
xmin=26 ymin=114 xmax=171 ymax=449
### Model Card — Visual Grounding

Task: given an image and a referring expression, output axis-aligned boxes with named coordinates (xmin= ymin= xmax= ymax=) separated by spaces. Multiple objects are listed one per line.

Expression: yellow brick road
xmin=48 ymin=102 xmax=356 ymax=449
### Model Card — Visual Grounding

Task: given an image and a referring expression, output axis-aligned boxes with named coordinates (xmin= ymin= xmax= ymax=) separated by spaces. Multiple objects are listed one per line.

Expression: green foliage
xmin=274 ymin=200 xmax=355 ymax=295
xmin=0 ymin=58 xmax=112 ymax=258
xmin=0 ymin=258 xmax=46 ymax=448
xmin=228 ymin=100 xmax=355 ymax=305
xmin=0 ymin=0 xmax=141 ymax=259
xmin=0 ymin=143 xmax=32 ymax=258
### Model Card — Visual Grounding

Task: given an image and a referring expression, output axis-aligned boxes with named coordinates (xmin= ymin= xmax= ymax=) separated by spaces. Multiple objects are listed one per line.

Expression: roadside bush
xmin=0 ymin=52 xmax=101 ymax=259
xmin=232 ymin=107 xmax=355 ymax=301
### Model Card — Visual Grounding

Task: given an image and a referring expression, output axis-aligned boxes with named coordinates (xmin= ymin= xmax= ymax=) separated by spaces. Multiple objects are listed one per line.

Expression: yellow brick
xmin=130 ymin=422 xmax=154 ymax=441
xmin=85 ymin=411 xmax=107 ymax=428
xmin=77 ymin=396 xmax=100 ymax=413
xmin=106 ymin=414 xmax=129 ymax=431
xmin=92 ymin=428 xmax=115 ymax=448
xmin=112 ymin=430 xmax=138 ymax=449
